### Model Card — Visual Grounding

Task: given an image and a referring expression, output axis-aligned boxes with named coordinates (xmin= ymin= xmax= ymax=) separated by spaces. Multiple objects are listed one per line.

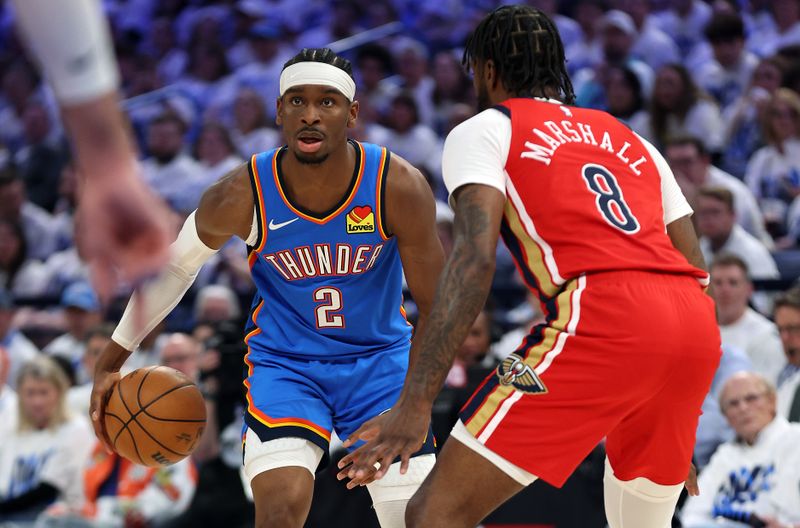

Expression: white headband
xmin=279 ymin=62 xmax=356 ymax=101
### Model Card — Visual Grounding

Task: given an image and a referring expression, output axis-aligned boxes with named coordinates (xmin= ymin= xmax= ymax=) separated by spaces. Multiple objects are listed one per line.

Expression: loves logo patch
xmin=346 ymin=205 xmax=375 ymax=234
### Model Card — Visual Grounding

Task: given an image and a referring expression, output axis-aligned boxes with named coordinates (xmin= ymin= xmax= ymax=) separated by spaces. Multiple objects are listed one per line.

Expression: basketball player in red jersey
xmin=339 ymin=5 xmax=721 ymax=527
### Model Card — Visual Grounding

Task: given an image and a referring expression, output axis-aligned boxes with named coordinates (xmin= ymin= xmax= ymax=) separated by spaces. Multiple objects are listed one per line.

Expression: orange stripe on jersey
xmin=250 ymin=154 xmax=269 ymax=253
xmin=243 ymin=347 xmax=331 ymax=441
xmin=464 ymin=279 xmax=578 ymax=438
xmin=247 ymin=250 xmax=259 ymax=269
xmin=243 ymin=299 xmax=264 ymax=344
xmin=504 ymin=199 xmax=560 ymax=298
xmin=241 ymin=299 xmax=331 ymax=441
xmin=375 ymin=147 xmax=390 ymax=240
xmin=273 ymin=142 xmax=367 ymax=225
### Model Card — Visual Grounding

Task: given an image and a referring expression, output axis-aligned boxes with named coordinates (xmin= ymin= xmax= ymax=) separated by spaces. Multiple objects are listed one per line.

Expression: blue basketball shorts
xmin=241 ymin=344 xmax=436 ymax=469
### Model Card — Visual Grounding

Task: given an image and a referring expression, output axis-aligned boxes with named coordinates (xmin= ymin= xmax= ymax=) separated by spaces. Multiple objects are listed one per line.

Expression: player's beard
xmin=294 ymin=151 xmax=330 ymax=165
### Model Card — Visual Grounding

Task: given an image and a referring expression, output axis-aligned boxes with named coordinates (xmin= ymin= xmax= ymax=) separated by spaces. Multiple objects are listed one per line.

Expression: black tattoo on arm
xmin=403 ymin=186 xmax=499 ymax=405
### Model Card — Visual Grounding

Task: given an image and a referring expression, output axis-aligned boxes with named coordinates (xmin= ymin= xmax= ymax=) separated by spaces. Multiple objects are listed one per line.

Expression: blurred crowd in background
xmin=2 ymin=0 xmax=800 ymax=526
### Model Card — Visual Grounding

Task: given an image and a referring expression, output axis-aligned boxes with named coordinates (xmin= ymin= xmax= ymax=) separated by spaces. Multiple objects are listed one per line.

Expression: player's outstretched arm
xmin=90 ymin=164 xmax=254 ymax=448
xmin=339 ymin=183 xmax=504 ymax=482
xmin=12 ymin=0 xmax=175 ymax=299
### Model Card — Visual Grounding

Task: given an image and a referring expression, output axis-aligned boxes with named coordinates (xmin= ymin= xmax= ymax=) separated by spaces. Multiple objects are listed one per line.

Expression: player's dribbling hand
xmin=336 ymin=402 xmax=430 ymax=489
xmin=90 ymin=342 xmax=126 ymax=453
xmin=684 ymin=463 xmax=699 ymax=496
xmin=78 ymin=170 xmax=173 ymax=302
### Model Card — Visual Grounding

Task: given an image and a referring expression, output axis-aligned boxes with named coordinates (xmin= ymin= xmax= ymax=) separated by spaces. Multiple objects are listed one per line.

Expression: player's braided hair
xmin=463 ymin=5 xmax=575 ymax=104
xmin=282 ymin=48 xmax=355 ymax=80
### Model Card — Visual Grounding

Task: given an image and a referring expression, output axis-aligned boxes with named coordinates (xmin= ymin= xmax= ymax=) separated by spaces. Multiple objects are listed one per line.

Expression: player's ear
xmin=347 ymin=100 xmax=359 ymax=129
xmin=275 ymin=96 xmax=283 ymax=126
xmin=484 ymin=59 xmax=498 ymax=90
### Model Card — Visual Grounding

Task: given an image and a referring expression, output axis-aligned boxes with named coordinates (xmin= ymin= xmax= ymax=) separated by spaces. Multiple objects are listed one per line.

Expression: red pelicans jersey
xmin=444 ymin=98 xmax=709 ymax=301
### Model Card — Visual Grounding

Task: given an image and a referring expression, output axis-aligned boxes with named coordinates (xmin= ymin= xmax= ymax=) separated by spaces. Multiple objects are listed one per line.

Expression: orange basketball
xmin=103 ymin=366 xmax=206 ymax=467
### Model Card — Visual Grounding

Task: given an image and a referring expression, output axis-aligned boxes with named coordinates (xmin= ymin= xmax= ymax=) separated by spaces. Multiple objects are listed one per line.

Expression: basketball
xmin=104 ymin=366 xmax=206 ymax=467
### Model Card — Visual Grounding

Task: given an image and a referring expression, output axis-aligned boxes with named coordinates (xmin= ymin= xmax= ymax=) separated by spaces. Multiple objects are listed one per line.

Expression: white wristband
xmin=12 ymin=0 xmax=120 ymax=104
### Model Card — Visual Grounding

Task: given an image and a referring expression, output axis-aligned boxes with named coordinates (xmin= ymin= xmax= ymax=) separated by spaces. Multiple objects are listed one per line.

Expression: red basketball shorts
xmin=459 ymin=270 xmax=721 ymax=487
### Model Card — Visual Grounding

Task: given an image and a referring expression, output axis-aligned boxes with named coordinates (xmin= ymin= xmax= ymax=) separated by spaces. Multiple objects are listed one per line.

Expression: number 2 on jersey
xmin=314 ymin=287 xmax=345 ymax=328
xmin=582 ymin=164 xmax=640 ymax=234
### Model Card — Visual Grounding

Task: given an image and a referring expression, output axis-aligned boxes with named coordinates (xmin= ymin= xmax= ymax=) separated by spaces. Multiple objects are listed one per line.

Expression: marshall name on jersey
xmin=518 ymin=106 xmax=648 ymax=176
xmin=244 ymin=140 xmax=412 ymax=360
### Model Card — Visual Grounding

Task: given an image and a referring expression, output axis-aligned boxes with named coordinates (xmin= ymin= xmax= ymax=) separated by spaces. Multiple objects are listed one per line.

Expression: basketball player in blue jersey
xmin=88 ymin=48 xmax=445 ymax=528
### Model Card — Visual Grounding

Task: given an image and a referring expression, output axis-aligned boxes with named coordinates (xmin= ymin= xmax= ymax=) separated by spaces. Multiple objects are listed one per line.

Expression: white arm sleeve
xmin=12 ymin=0 xmax=119 ymax=104
xmin=442 ymin=108 xmax=511 ymax=207
xmin=636 ymin=133 xmax=694 ymax=225
xmin=111 ymin=212 xmax=218 ymax=351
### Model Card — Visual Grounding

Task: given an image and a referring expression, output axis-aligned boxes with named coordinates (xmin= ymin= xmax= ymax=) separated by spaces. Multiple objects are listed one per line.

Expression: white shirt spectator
xmin=141 ymin=154 xmax=205 ymax=214
xmin=632 ymin=99 xmax=725 ymax=153
xmin=38 ymin=247 xmax=91 ymax=296
xmin=0 ymin=415 xmax=93 ymax=509
xmin=631 ymin=20 xmax=681 ymax=72
xmin=681 ymin=417 xmax=800 ymax=527
xmin=700 ymin=225 xmax=779 ymax=281
xmin=707 ymin=165 xmax=773 ymax=248
xmin=720 ymin=308 xmax=786 ymax=384
xmin=367 ymin=123 xmax=442 ymax=182
xmin=745 ymin=138 xmax=800 ymax=223
xmin=20 ymin=201 xmax=57 ymax=261
xmin=0 ymin=386 xmax=17 ymax=440
xmin=694 ymin=51 xmax=760 ymax=111
xmin=749 ymin=20 xmax=800 ymax=58
xmin=196 ymin=154 xmax=243 ymax=193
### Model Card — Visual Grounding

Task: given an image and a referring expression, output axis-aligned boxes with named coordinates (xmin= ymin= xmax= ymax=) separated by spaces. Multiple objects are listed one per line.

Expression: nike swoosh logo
xmin=268 ymin=218 xmax=299 ymax=230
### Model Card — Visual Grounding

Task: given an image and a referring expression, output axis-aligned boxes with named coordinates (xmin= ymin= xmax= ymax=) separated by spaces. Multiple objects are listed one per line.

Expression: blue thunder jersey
xmin=243 ymin=140 xmax=412 ymax=359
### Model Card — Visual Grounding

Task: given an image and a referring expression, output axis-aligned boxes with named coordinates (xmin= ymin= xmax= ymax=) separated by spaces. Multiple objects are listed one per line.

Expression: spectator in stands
xmin=230 ymin=88 xmax=280 ymax=158
xmin=193 ymin=285 xmax=241 ymax=326
xmin=444 ymin=306 xmax=496 ymax=390
xmin=681 ymin=372 xmax=800 ymax=527
xmin=354 ymin=43 xmax=399 ymax=120
xmin=696 ymin=188 xmax=780 ymax=301
xmin=430 ymin=50 xmax=474 ymax=135
xmin=234 ymin=21 xmax=292 ymax=120
xmin=0 ymin=59 xmax=45 ymax=152
xmin=748 ymin=0 xmax=800 ymax=58
xmin=13 ymin=98 xmax=66 ymax=213
xmin=38 ymin=211 xmax=91 ymax=297
xmin=141 ymin=112 xmax=204 ymax=214
xmin=367 ymin=92 xmax=442 ymax=181
xmin=193 ymin=122 xmax=243 ymax=191
xmin=0 ymin=288 xmax=38 ymax=391
xmin=0 ymin=218 xmax=46 ymax=297
xmin=666 ymin=135 xmax=772 ymax=245
xmin=0 ymin=356 xmax=93 ymax=521
xmin=632 ymin=64 xmax=724 ymax=153
xmin=175 ymin=41 xmax=237 ymax=120
xmin=0 ymin=164 xmax=57 ymax=260
xmin=573 ymin=9 xmax=654 ymax=110
xmin=773 ymin=288 xmax=800 ymax=422
xmin=388 ymin=37 xmax=436 ymax=128
xmin=66 ymin=324 xmax=113 ymax=419
xmin=43 ymin=282 xmax=102 ymax=385
xmin=695 ymin=12 xmax=759 ymax=111
xmin=225 ymin=1 xmax=268 ymax=70
xmin=564 ymin=0 xmax=605 ymax=74
xmin=527 ymin=0 xmax=582 ymax=50
xmin=649 ymin=0 xmax=712 ymax=59
xmin=602 ymin=64 xmax=646 ymax=124
xmin=615 ymin=0 xmax=681 ymax=71
xmin=745 ymin=89 xmax=800 ymax=241
xmin=145 ymin=16 xmax=188 ymax=84
xmin=693 ymin=344 xmax=753 ymax=470
xmin=721 ymin=56 xmax=788 ymax=179
xmin=711 ymin=255 xmax=785 ymax=383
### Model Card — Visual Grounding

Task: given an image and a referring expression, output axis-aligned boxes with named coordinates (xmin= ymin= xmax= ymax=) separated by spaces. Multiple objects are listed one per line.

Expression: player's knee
xmin=367 ymin=454 xmax=435 ymax=528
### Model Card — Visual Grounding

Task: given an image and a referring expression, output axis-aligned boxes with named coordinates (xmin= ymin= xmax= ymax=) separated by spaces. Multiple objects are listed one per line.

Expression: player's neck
xmin=281 ymin=140 xmax=357 ymax=213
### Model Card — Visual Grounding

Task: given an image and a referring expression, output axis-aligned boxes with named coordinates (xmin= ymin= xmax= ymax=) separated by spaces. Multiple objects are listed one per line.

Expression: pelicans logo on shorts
xmin=497 ymin=354 xmax=547 ymax=394
xmin=346 ymin=205 xmax=375 ymax=234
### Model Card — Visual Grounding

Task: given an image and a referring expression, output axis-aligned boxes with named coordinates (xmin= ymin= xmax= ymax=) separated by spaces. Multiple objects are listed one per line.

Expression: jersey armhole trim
xmin=376 ymin=148 xmax=392 ymax=240
xmin=248 ymin=154 xmax=267 ymax=254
